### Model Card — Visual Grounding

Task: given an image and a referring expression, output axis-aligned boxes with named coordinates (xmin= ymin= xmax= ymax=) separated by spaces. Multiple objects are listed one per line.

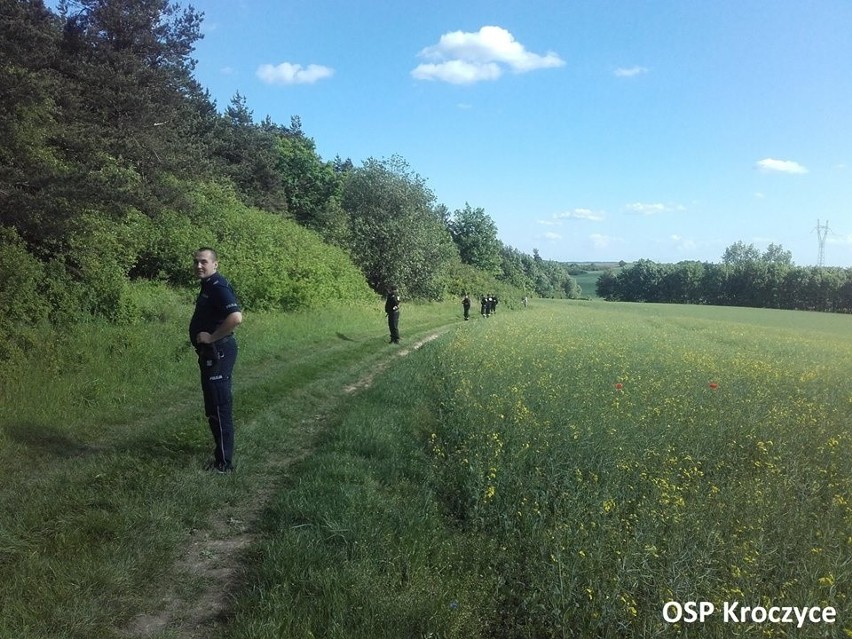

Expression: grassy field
xmin=2 ymin=298 xmax=850 ymax=638
xmin=573 ymin=270 xmax=610 ymax=299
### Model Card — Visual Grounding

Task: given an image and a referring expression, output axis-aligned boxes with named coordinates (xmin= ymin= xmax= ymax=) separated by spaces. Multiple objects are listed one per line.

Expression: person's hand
xmin=196 ymin=331 xmax=213 ymax=344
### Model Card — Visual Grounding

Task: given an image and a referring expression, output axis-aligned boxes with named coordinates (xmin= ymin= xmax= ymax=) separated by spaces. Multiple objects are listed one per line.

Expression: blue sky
xmin=189 ymin=1 xmax=852 ymax=266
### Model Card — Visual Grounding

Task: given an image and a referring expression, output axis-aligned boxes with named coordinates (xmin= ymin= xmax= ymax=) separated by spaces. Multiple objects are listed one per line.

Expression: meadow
xmin=1 ymin=298 xmax=850 ymax=638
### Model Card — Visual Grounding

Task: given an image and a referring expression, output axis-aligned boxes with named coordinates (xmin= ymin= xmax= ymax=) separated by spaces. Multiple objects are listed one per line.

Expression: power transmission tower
xmin=814 ymin=219 xmax=829 ymax=267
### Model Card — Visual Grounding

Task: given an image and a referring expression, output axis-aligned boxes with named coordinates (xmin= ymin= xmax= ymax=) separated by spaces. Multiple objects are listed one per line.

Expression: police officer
xmin=189 ymin=247 xmax=243 ymax=473
xmin=462 ymin=293 xmax=471 ymax=320
xmin=385 ymin=285 xmax=401 ymax=343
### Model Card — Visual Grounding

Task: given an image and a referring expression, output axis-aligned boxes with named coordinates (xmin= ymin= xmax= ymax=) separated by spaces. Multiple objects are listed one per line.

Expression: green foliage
xmin=441 ymin=259 xmax=525 ymax=309
xmin=1 ymin=0 xmax=590 ymax=348
xmin=0 ymin=226 xmax=51 ymax=326
xmin=188 ymin=182 xmax=375 ymax=311
xmin=65 ymin=209 xmax=148 ymax=322
xmin=342 ymin=155 xmax=457 ymax=299
xmin=448 ymin=203 xmax=502 ymax=274
xmin=0 ymin=226 xmax=52 ymax=360
xmin=496 ymin=243 xmax=581 ymax=299
xmin=212 ymin=94 xmax=288 ymax=212
xmin=604 ymin=243 xmax=852 ymax=311
xmin=134 ymin=205 xmax=215 ymax=286
xmin=274 ymin=124 xmax=344 ymax=234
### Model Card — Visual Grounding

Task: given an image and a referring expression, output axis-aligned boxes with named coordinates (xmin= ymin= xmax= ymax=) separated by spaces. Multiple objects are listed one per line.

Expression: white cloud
xmin=614 ymin=66 xmax=649 ymax=77
xmin=555 ymin=208 xmax=605 ymax=222
xmin=625 ymin=202 xmax=685 ymax=215
xmin=756 ymin=158 xmax=808 ymax=174
xmin=669 ymin=234 xmax=697 ymax=251
xmin=220 ymin=66 xmax=234 ymax=76
xmin=590 ymin=234 xmax=621 ymax=249
xmin=542 ymin=231 xmax=562 ymax=241
xmin=257 ymin=62 xmax=334 ymax=85
xmin=412 ymin=60 xmax=502 ymax=84
xmin=412 ymin=26 xmax=564 ymax=84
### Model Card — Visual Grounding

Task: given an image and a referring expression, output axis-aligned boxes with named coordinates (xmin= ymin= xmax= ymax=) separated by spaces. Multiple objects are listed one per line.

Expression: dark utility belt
xmin=194 ymin=334 xmax=234 ymax=354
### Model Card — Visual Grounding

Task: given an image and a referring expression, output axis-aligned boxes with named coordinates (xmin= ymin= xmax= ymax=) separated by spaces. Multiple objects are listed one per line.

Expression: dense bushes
xmin=190 ymin=183 xmax=376 ymax=310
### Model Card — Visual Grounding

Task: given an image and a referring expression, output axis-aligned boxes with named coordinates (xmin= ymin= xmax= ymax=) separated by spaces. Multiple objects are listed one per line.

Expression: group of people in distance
xmin=460 ymin=293 xmax=499 ymax=320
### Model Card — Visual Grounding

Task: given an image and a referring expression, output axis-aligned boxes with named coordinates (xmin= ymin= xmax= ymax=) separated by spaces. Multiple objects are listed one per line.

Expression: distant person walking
xmin=189 ymin=247 xmax=243 ymax=474
xmin=385 ymin=285 xmax=401 ymax=343
xmin=462 ymin=293 xmax=471 ymax=320
xmin=481 ymin=294 xmax=488 ymax=317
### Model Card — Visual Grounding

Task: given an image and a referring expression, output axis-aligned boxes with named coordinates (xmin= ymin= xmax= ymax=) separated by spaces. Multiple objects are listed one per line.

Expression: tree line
xmin=1 ymin=0 xmax=580 ymax=355
xmin=596 ymin=241 xmax=852 ymax=312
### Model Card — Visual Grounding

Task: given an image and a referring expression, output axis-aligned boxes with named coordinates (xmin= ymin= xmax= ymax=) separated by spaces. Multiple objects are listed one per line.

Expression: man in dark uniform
xmin=385 ymin=285 xmax=400 ymax=343
xmin=189 ymin=247 xmax=243 ymax=473
xmin=462 ymin=293 xmax=471 ymax=320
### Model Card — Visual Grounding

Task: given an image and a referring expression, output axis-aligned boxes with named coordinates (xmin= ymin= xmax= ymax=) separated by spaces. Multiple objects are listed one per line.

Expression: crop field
xmin=572 ymin=271 xmax=608 ymax=299
xmin=422 ymin=300 xmax=852 ymax=636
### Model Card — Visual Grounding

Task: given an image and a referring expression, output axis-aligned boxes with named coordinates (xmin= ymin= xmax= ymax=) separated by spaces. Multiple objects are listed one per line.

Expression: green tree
xmin=498 ymin=243 xmax=534 ymax=292
xmin=54 ymin=0 xmax=208 ymax=214
xmin=273 ymin=120 xmax=346 ymax=241
xmin=211 ymin=94 xmax=287 ymax=212
xmin=762 ymin=243 xmax=793 ymax=266
xmin=0 ymin=0 xmax=64 ymax=244
xmin=595 ymin=269 xmax=618 ymax=300
xmin=447 ymin=203 xmax=501 ymax=274
xmin=722 ymin=241 xmax=761 ymax=266
xmin=342 ymin=155 xmax=456 ymax=298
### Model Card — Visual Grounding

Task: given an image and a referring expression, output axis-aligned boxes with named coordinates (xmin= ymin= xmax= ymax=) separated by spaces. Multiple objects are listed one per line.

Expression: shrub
xmin=65 ymin=210 xmax=149 ymax=323
xmin=0 ymin=226 xmax=52 ymax=361
xmin=133 ymin=209 xmax=215 ymax=286
xmin=187 ymin=182 xmax=375 ymax=311
xmin=0 ymin=226 xmax=51 ymax=326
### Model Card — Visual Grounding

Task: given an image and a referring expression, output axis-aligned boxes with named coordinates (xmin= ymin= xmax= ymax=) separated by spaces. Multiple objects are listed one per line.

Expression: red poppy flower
xmin=709 ymin=382 xmax=719 ymax=390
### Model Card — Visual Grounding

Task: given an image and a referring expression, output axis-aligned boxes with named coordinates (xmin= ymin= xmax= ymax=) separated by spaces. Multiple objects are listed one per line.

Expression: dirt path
xmin=122 ymin=328 xmax=448 ymax=638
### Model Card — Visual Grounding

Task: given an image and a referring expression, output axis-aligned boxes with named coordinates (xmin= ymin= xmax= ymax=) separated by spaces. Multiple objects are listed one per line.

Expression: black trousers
xmin=387 ymin=310 xmax=400 ymax=342
xmin=197 ymin=336 xmax=237 ymax=466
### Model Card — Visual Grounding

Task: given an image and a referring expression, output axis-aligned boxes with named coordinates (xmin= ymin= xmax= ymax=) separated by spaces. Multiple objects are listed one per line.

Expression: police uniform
xmin=189 ymin=272 xmax=241 ymax=472
xmin=462 ymin=294 xmax=471 ymax=320
xmin=385 ymin=288 xmax=400 ymax=343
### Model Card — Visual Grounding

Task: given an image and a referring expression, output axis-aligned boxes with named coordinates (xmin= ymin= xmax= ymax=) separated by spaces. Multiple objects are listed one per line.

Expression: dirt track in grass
xmin=122 ymin=329 xmax=448 ymax=639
